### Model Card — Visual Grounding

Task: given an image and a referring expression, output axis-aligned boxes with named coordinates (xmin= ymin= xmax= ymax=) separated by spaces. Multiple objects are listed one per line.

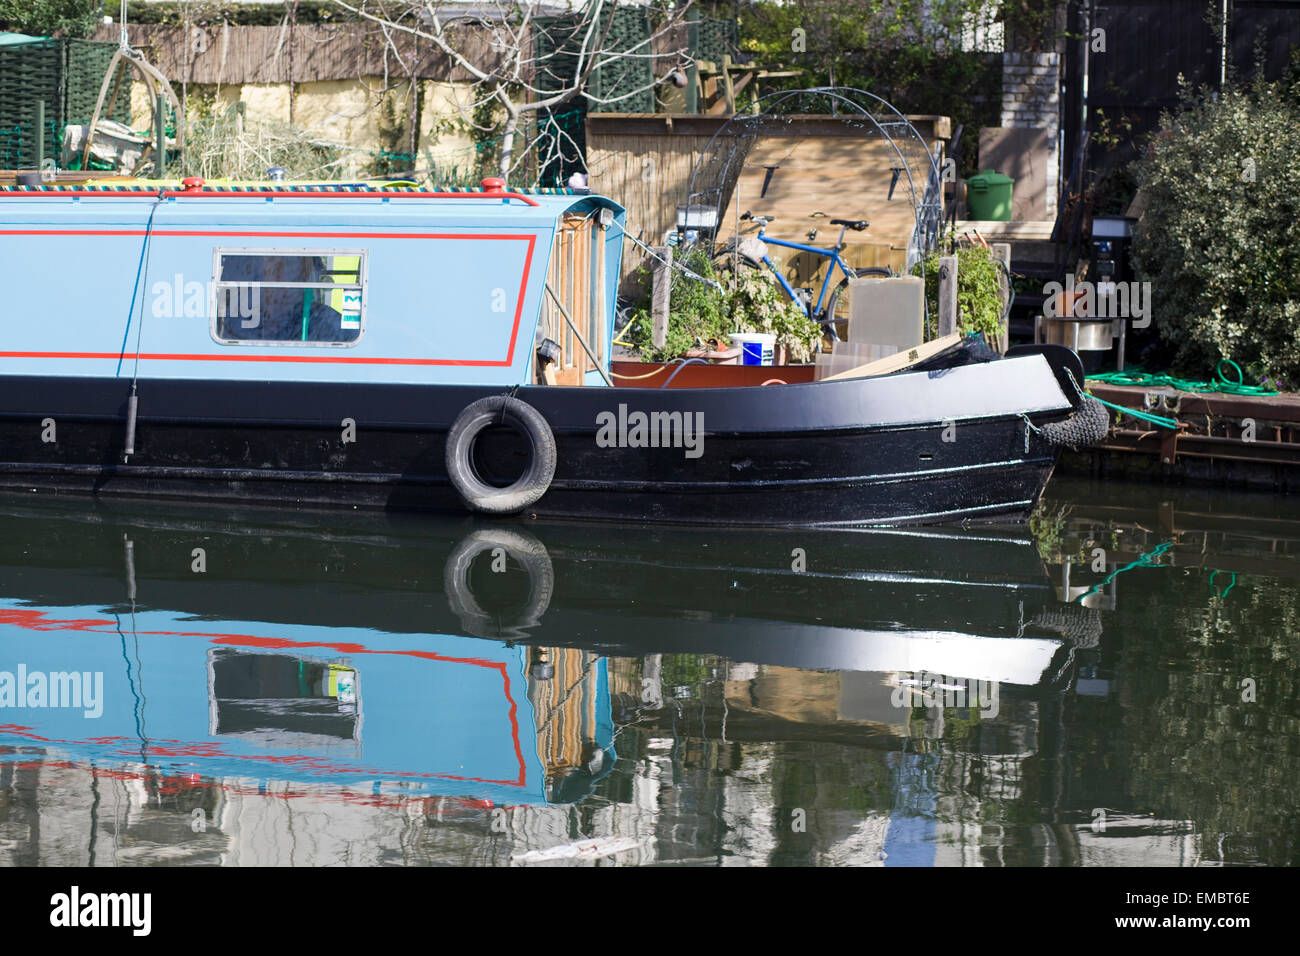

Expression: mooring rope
xmin=1067 ymin=366 xmax=1181 ymax=430
xmin=120 ymin=189 xmax=166 ymax=459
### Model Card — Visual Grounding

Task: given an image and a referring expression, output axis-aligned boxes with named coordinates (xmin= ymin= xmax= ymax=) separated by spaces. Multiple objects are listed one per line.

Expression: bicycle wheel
xmin=711 ymin=235 xmax=766 ymax=271
xmin=822 ymin=266 xmax=895 ymax=343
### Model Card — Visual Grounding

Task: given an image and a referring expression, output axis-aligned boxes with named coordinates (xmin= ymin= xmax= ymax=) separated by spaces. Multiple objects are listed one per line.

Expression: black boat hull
xmin=0 ymin=496 xmax=1067 ymax=683
xmin=0 ymin=353 xmax=1075 ymax=526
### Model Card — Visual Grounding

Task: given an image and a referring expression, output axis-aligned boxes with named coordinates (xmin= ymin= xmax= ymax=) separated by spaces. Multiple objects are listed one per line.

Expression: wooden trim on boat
xmin=822 ymin=334 xmax=963 ymax=381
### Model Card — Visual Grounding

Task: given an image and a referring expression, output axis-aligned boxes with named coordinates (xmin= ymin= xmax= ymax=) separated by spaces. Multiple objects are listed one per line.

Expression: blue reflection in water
xmin=0 ymin=600 xmax=613 ymax=808
xmin=882 ymin=751 xmax=940 ymax=867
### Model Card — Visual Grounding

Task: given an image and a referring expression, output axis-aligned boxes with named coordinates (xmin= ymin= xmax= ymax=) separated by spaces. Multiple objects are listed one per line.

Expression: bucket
xmin=728 ymin=332 xmax=776 ymax=366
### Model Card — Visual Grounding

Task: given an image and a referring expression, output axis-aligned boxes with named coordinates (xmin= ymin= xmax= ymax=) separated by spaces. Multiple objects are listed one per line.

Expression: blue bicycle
xmin=714 ymin=211 xmax=895 ymax=341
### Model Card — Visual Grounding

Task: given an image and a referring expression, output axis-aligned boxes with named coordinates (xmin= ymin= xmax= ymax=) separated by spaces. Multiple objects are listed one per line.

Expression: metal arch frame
xmin=683 ymin=87 xmax=943 ymax=271
xmin=82 ymin=45 xmax=187 ymax=175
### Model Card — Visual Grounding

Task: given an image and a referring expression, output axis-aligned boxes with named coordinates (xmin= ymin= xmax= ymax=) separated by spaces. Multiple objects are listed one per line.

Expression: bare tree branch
xmin=329 ymin=0 xmax=698 ymax=179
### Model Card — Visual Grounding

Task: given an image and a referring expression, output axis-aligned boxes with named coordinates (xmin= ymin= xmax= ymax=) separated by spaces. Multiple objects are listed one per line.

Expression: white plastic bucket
xmin=728 ymin=332 xmax=776 ymax=366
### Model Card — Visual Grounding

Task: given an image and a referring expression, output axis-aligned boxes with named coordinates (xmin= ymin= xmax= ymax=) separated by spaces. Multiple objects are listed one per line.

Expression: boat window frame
xmin=205 ymin=647 xmax=363 ymax=751
xmin=209 ymin=246 xmax=369 ymax=348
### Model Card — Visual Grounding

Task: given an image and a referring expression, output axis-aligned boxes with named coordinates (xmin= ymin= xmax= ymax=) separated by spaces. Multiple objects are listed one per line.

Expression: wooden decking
xmin=1071 ymin=382 xmax=1300 ymax=490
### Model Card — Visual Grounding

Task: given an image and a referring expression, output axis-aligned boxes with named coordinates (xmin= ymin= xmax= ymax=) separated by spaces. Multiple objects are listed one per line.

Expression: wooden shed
xmin=585 ymin=112 xmax=949 ymax=286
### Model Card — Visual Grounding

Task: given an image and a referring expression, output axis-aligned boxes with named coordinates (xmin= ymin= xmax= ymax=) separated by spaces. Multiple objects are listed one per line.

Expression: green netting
xmin=529 ymin=13 xmax=735 ymax=184
xmin=534 ymin=10 xmax=654 ymax=113
xmin=0 ymin=38 xmax=59 ymax=166
xmin=0 ymin=37 xmax=129 ymax=168
xmin=64 ymin=39 xmax=130 ymax=128
xmin=535 ymin=107 xmax=586 ymax=188
xmin=587 ymin=7 xmax=654 ymax=114
xmin=693 ymin=17 xmax=738 ymax=65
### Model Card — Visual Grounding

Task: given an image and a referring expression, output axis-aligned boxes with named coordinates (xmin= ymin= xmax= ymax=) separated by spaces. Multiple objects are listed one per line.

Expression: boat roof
xmin=0 ymin=177 xmax=625 ymax=220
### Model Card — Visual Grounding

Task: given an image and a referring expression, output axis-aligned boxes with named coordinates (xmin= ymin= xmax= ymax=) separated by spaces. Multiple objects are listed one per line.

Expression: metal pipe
xmin=34 ymin=100 xmax=44 ymax=171
xmin=123 ymin=535 xmax=137 ymax=602
xmin=154 ymin=95 xmax=166 ymax=176
xmin=123 ymin=385 xmax=138 ymax=458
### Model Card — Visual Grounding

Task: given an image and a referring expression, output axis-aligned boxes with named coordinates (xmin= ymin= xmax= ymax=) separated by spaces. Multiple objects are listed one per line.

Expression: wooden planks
xmin=539 ymin=213 xmax=605 ymax=384
xmin=821 ymin=334 xmax=961 ymax=381
xmin=715 ymin=137 xmax=924 ymax=249
xmin=89 ymin=22 xmax=506 ymax=85
xmin=586 ymin=113 xmax=945 ymax=281
xmin=584 ymin=128 xmax=719 ymax=260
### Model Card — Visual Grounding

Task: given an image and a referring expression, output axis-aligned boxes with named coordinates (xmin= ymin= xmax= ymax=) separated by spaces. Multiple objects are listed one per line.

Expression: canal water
xmin=0 ymin=478 xmax=1296 ymax=866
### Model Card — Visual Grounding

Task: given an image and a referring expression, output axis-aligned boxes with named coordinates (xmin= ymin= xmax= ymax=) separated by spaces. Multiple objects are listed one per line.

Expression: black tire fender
xmin=445 ymin=395 xmax=556 ymax=515
xmin=444 ymin=527 xmax=554 ymax=639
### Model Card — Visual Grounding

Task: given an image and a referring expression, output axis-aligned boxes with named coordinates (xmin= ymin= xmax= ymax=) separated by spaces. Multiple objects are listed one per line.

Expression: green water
xmin=0 ymin=477 xmax=1296 ymax=866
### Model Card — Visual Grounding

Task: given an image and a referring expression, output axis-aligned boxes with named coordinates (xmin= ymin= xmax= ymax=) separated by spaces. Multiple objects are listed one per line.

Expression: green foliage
xmin=912 ymin=239 xmax=1007 ymax=339
xmin=117 ymin=1 xmax=355 ymax=27
xmin=626 ymin=250 xmax=730 ymax=363
xmin=1131 ymin=76 xmax=1300 ymax=389
xmin=1027 ymin=500 xmax=1090 ymax=564
xmin=723 ymin=264 xmax=824 ymax=362
xmin=624 ymin=250 xmax=821 ymax=363
xmin=730 ymin=0 xmax=1001 ymax=172
xmin=999 ymin=0 xmax=1060 ymax=52
xmin=0 ymin=0 xmax=100 ymax=37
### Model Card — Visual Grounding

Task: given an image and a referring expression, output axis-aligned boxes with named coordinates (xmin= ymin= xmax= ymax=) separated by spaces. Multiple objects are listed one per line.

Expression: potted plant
xmin=723 ymin=264 xmax=823 ymax=364
xmin=625 ymin=249 xmax=821 ymax=365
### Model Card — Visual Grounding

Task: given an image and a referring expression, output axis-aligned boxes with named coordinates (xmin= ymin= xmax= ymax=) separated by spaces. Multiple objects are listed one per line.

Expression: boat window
xmin=211 ymin=249 xmax=366 ymax=346
xmin=207 ymin=648 xmax=361 ymax=751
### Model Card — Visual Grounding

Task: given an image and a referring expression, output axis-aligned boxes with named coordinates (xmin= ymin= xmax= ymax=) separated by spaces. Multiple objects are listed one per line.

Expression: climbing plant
xmin=912 ymin=240 xmax=1007 ymax=340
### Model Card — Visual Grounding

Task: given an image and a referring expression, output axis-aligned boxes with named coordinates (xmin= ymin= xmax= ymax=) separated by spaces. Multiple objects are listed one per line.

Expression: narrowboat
xmin=0 ymin=178 xmax=1106 ymax=526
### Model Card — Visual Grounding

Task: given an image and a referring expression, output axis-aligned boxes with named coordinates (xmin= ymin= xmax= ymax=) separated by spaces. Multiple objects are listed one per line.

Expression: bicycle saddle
xmin=830 ymin=219 xmax=869 ymax=231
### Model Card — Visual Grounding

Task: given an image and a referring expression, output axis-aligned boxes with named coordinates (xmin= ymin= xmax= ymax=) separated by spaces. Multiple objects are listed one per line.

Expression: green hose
xmin=1081 ymin=540 xmax=1174 ymax=601
xmin=1087 ymin=359 xmax=1278 ymax=396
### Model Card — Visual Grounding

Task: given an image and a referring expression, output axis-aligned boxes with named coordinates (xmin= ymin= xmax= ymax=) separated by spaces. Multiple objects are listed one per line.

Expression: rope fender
xmin=1035 ymin=394 xmax=1111 ymax=449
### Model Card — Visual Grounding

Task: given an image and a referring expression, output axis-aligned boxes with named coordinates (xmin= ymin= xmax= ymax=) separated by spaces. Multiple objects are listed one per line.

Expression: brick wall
xmin=1000 ymin=51 xmax=1059 ymax=220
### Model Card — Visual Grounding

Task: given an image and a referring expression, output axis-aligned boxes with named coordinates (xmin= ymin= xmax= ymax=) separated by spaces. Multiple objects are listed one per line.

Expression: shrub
xmin=0 ymin=0 xmax=99 ymax=38
xmin=181 ymin=98 xmax=346 ymax=181
xmin=1131 ymin=77 xmax=1300 ymax=388
xmin=911 ymin=240 xmax=1007 ymax=340
xmin=723 ymin=264 xmax=823 ymax=362
xmin=733 ymin=0 xmax=1002 ymax=172
xmin=624 ymin=249 xmax=821 ymax=363
xmin=625 ymin=250 xmax=730 ymax=363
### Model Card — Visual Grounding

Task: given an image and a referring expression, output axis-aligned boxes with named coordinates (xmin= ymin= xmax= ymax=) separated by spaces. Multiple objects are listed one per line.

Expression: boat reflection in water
xmin=0 ymin=495 xmax=1086 ymax=865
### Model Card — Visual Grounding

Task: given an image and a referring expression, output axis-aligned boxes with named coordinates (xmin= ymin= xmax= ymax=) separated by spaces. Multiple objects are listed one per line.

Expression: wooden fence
xmin=89 ymin=22 xmax=506 ymax=85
